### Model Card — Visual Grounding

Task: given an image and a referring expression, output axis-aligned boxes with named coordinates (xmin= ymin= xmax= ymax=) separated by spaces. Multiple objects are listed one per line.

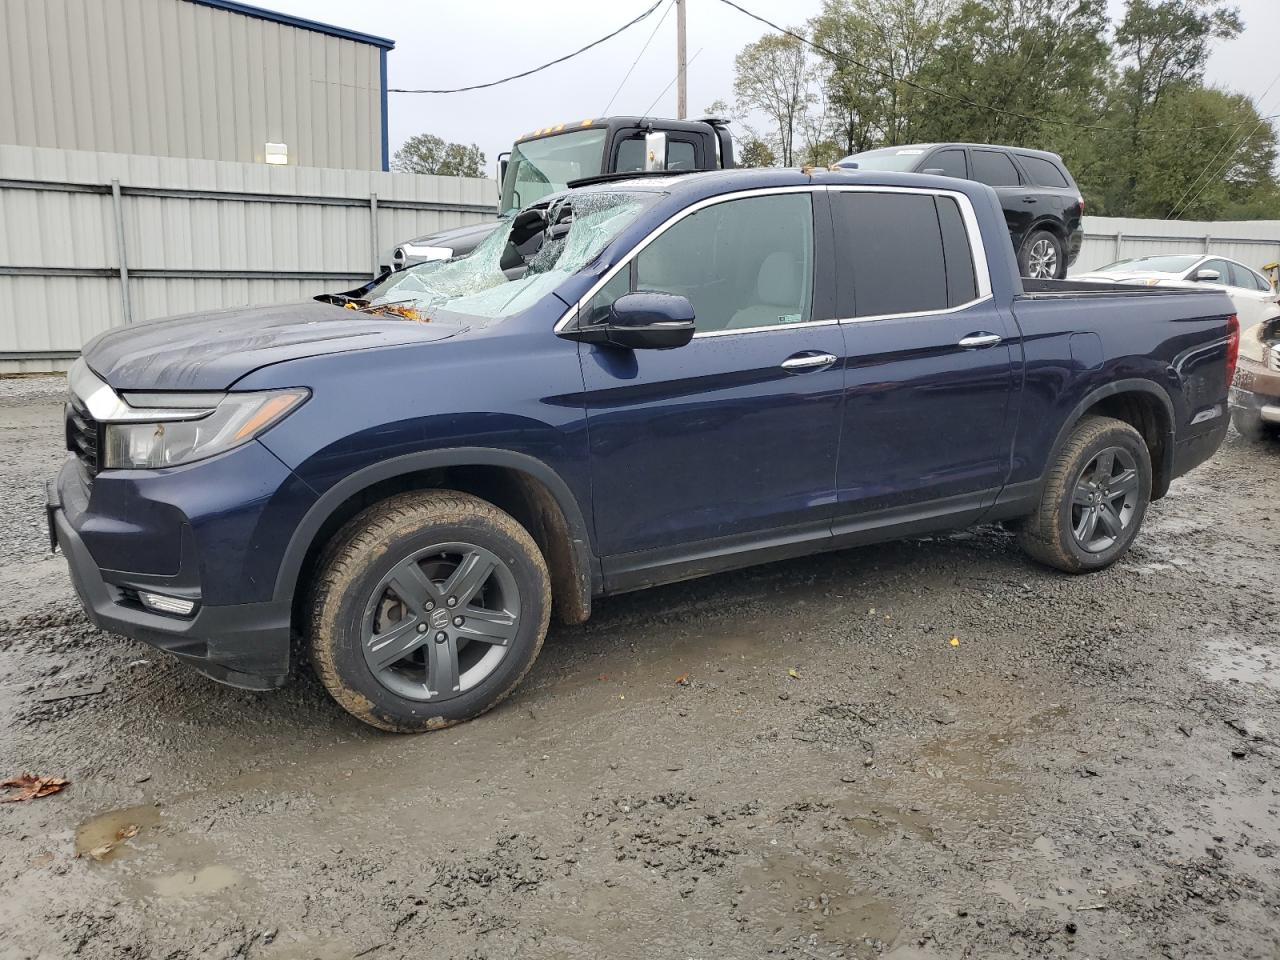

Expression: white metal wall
xmin=0 ymin=0 xmax=385 ymax=170
xmin=0 ymin=144 xmax=499 ymax=372
xmin=1073 ymin=216 xmax=1280 ymax=275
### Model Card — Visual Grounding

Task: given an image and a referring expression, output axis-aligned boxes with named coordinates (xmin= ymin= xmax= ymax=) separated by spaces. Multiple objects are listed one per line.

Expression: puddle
xmin=75 ymin=804 xmax=163 ymax=863
xmin=146 ymin=864 xmax=241 ymax=898
xmin=1198 ymin=639 xmax=1280 ymax=691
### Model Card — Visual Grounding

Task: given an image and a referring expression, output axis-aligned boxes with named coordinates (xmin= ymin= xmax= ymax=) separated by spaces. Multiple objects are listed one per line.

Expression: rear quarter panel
xmin=1006 ymin=288 xmax=1235 ymax=487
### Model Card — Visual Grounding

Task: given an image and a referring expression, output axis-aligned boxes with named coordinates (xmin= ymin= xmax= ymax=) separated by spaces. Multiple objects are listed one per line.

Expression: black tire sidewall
xmin=1055 ymin=427 xmax=1151 ymax=570
xmin=325 ymin=514 xmax=547 ymax=729
xmin=1019 ymin=229 xmax=1065 ymax=280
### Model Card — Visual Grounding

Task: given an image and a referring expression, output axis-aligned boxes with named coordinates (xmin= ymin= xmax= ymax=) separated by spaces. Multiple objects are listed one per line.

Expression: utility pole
xmin=676 ymin=0 xmax=687 ymax=119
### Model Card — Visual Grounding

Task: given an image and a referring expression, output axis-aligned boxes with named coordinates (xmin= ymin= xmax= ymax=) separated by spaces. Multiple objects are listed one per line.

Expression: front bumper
xmin=1231 ymin=356 xmax=1280 ymax=421
xmin=47 ymin=463 xmax=294 ymax=691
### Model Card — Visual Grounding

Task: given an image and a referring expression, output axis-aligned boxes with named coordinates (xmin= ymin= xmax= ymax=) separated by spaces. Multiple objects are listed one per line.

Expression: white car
xmin=1074 ymin=254 xmax=1277 ymax=332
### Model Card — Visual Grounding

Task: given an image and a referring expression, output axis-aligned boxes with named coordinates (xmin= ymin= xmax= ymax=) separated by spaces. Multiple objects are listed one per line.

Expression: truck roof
xmin=515 ymin=116 xmax=726 ymax=144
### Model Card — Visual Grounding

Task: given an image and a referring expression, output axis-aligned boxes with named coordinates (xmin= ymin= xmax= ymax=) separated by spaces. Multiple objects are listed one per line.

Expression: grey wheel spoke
xmin=388 ymin=559 xmax=441 ymax=614
xmin=1092 ymin=450 xmax=1115 ymax=482
xmin=427 ymin=635 xmax=460 ymax=697
xmin=1075 ymin=505 xmax=1099 ymax=542
xmin=367 ymin=617 xmax=428 ymax=670
xmin=1072 ymin=482 xmax=1094 ymax=506
xmin=1097 ymin=503 xmax=1124 ymax=539
xmin=457 ymin=607 xmax=518 ymax=646
xmin=1110 ymin=468 xmax=1139 ymax=496
xmin=442 ymin=550 xmax=496 ymax=606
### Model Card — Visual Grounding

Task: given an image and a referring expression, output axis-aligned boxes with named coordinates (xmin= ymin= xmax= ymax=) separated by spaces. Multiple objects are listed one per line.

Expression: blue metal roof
xmin=187 ymin=0 xmax=395 ymax=49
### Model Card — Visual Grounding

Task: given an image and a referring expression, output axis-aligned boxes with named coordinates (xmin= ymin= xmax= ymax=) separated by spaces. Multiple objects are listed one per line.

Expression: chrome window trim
xmin=553 ymin=183 xmax=994 ymax=336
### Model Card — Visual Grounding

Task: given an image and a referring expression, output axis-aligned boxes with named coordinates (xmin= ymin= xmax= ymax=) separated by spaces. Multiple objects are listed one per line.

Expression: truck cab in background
xmin=390 ymin=116 xmax=735 ymax=270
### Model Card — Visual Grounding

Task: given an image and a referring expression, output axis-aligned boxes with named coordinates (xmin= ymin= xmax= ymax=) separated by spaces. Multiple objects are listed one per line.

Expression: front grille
xmin=66 ymin=394 xmax=100 ymax=476
xmin=1268 ymin=343 xmax=1280 ymax=374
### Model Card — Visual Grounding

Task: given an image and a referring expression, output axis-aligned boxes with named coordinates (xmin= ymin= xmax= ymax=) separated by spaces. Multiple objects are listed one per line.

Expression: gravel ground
xmin=1 ymin=374 xmax=1278 ymax=960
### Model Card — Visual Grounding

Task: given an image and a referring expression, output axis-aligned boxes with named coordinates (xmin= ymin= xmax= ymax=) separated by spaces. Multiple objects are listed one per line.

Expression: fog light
xmin=138 ymin=592 xmax=196 ymax=616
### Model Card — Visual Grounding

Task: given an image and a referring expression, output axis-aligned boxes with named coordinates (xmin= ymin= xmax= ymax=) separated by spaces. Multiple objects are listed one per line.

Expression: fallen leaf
xmin=787 ymin=668 xmax=800 ymax=679
xmin=949 ymin=636 xmax=960 ymax=647
xmin=0 ymin=773 xmax=69 ymax=803
xmin=675 ymin=672 xmax=690 ymax=686
xmin=85 ymin=823 xmax=140 ymax=861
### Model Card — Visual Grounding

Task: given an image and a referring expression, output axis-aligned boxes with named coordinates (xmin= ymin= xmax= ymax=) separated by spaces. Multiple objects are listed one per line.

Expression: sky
xmin=264 ymin=0 xmax=1276 ymax=174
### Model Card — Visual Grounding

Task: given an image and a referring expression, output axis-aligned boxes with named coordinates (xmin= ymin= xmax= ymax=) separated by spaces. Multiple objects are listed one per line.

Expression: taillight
xmin=1225 ymin=313 xmax=1239 ymax=384
xmin=1077 ymin=195 xmax=1085 ymax=216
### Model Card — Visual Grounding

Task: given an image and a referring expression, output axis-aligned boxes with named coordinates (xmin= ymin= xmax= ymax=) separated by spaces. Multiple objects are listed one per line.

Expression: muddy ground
xmin=0 ymin=374 xmax=1277 ymax=960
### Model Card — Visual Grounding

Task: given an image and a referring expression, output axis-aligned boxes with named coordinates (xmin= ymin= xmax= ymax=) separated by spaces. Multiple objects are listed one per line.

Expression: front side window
xmin=929 ymin=149 xmax=967 ymax=179
xmin=971 ymin=150 xmax=1022 ymax=187
xmin=631 ymin=193 xmax=814 ymax=333
xmin=615 ymin=136 xmax=700 ymax=173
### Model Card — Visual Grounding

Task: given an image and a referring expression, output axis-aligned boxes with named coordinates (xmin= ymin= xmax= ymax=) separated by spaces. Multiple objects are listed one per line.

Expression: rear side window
xmin=834 ymin=192 xmax=979 ymax=317
xmin=971 ymin=150 xmax=1022 ymax=187
xmin=1016 ymin=154 xmax=1069 ymax=187
xmin=928 ymin=149 xmax=967 ymax=178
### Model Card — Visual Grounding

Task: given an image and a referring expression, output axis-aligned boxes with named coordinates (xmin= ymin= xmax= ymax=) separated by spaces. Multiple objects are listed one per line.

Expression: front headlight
xmin=102 ymin=389 xmax=308 ymax=469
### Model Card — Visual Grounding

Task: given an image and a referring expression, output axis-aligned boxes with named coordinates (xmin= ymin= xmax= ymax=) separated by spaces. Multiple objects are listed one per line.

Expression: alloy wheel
xmin=1028 ymin=238 xmax=1058 ymax=279
xmin=361 ymin=543 xmax=520 ymax=702
xmin=1070 ymin=446 xmax=1140 ymax=553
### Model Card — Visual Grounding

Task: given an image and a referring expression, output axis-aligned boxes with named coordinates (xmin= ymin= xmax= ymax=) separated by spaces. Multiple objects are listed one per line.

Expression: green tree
xmin=392 ymin=134 xmax=487 ymax=178
xmin=737 ymin=138 xmax=778 ymax=167
xmin=733 ymin=32 xmax=812 ymax=165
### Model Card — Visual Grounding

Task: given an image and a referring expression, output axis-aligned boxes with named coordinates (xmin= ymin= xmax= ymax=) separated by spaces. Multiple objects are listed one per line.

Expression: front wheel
xmin=1018 ymin=229 xmax=1065 ymax=280
xmin=1018 ymin=416 xmax=1152 ymax=573
xmin=308 ymin=491 xmax=551 ymax=732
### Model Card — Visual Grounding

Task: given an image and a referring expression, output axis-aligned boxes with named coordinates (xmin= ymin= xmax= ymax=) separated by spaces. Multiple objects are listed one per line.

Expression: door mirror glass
xmin=644 ymin=131 xmax=668 ymax=171
xmin=1196 ymin=269 xmax=1221 ymax=282
xmin=922 ymin=168 xmax=945 ymax=176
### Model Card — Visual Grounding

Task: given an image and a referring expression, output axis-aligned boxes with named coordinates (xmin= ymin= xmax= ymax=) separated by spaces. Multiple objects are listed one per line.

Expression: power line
xmin=389 ymin=0 xmax=664 ymax=95
xmin=715 ymin=0 xmax=1280 ymax=138
xmin=603 ymin=0 xmax=675 ymax=115
xmin=643 ymin=47 xmax=704 ymax=117
xmin=1167 ymin=68 xmax=1280 ymax=219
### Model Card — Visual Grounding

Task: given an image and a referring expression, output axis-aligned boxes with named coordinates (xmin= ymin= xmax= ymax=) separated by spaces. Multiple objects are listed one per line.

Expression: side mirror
xmin=644 ymin=131 xmax=668 ymax=172
xmin=497 ymin=152 xmax=510 ymax=198
xmin=564 ymin=292 xmax=695 ymax=350
xmin=922 ymin=167 xmax=946 ymax=176
xmin=1195 ymin=269 xmax=1221 ymax=282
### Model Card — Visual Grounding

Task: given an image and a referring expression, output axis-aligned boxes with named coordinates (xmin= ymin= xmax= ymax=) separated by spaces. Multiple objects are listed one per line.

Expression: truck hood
xmin=83 ymin=301 xmax=460 ymax=391
xmin=404 ymin=219 xmax=504 ymax=250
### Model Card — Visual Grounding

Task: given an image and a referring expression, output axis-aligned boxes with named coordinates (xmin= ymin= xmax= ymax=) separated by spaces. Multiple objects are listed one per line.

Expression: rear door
xmin=828 ymin=187 xmax=1017 ymax=540
xmin=969 ymin=148 xmax=1035 ymax=241
xmin=577 ymin=188 xmax=846 ymax=580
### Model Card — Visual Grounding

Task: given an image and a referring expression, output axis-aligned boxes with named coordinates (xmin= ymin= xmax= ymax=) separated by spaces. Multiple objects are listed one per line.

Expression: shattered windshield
xmin=499 ymin=129 xmax=608 ymax=214
xmin=354 ymin=190 xmax=654 ymax=324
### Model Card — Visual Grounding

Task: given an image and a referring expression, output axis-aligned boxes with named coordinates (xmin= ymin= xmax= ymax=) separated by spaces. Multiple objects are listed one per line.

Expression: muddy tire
xmin=308 ymin=491 xmax=551 ymax=733
xmin=1018 ymin=416 xmax=1152 ymax=573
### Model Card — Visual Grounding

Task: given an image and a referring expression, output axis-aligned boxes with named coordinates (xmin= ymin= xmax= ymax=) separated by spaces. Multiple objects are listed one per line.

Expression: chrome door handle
xmin=958 ymin=333 xmax=1002 ymax=348
xmin=781 ymin=352 xmax=837 ymax=371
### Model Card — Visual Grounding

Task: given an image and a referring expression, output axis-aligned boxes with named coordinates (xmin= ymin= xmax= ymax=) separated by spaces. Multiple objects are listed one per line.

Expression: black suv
xmin=837 ymin=144 xmax=1084 ymax=279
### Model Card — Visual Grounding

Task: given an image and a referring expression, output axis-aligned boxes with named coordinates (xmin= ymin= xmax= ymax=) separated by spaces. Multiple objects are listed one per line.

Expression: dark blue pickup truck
xmin=49 ymin=168 xmax=1239 ymax=732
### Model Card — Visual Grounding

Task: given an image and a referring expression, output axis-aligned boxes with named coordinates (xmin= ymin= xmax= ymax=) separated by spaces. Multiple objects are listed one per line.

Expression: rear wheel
xmin=1018 ymin=416 xmax=1152 ymax=573
xmin=308 ymin=491 xmax=551 ymax=732
xmin=1018 ymin=229 xmax=1065 ymax=280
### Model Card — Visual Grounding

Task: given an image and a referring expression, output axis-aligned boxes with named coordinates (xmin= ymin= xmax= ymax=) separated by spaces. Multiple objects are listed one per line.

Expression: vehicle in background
xmin=836 ymin=143 xmax=1084 ymax=280
xmin=50 ymin=167 xmax=1236 ymax=733
xmin=1230 ymin=314 xmax=1280 ymax=441
xmin=389 ymin=116 xmax=735 ymax=270
xmin=1073 ymin=254 xmax=1277 ymax=333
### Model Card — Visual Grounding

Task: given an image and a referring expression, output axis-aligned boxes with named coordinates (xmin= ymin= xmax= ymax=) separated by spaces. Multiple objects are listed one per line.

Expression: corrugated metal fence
xmin=0 ymin=145 xmax=498 ymax=372
xmin=3 ymin=150 xmax=1278 ymax=374
xmin=1073 ymin=216 xmax=1280 ymax=275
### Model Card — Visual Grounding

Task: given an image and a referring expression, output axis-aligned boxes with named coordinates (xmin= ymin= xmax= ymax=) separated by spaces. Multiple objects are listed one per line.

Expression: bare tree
xmin=732 ymin=32 xmax=813 ymax=166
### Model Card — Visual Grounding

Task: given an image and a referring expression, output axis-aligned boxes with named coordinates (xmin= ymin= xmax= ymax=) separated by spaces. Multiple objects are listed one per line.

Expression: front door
xmin=827 ymin=187 xmax=1017 ymax=540
xmin=577 ymin=190 xmax=845 ymax=582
